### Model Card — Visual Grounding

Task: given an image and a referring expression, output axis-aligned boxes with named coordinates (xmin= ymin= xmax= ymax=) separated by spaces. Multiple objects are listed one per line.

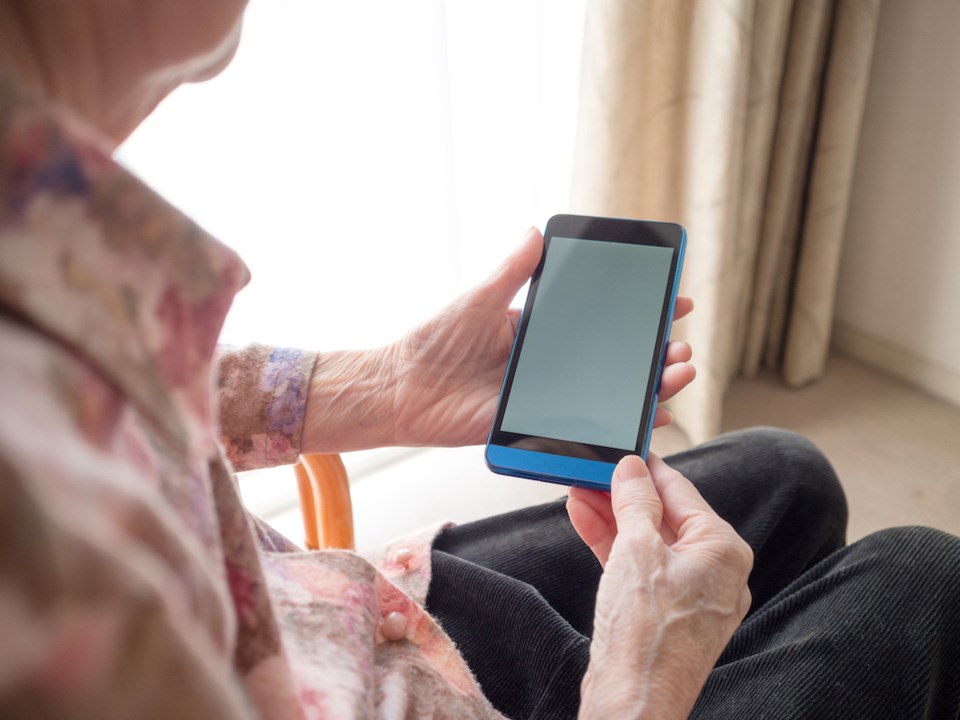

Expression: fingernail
xmin=615 ymin=455 xmax=648 ymax=485
xmin=525 ymin=226 xmax=538 ymax=240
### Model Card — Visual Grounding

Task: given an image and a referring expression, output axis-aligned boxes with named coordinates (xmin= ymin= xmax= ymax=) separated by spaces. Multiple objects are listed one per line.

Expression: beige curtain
xmin=571 ymin=0 xmax=880 ymax=443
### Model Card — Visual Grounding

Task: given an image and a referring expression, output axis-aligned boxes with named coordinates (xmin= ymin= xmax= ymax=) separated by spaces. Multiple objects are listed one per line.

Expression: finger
xmin=645 ymin=453 xmax=717 ymax=536
xmin=672 ymin=296 xmax=694 ymax=322
xmin=659 ymin=518 xmax=679 ymax=545
xmin=506 ymin=307 xmax=523 ymax=335
xmin=569 ymin=486 xmax=616 ymax=530
xmin=485 ymin=227 xmax=543 ymax=306
xmin=652 ymin=406 xmax=674 ymax=428
xmin=609 ymin=455 xmax=663 ymax=533
xmin=664 ymin=341 xmax=692 ymax=366
xmin=581 ymin=468 xmax=677 ymax=543
xmin=566 ymin=494 xmax=615 ymax=567
xmin=738 ymin=586 xmax=753 ymax=620
xmin=657 ymin=362 xmax=696 ymax=403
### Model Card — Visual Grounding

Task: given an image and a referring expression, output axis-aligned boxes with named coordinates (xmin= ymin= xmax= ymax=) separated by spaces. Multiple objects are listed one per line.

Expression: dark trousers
xmin=426 ymin=428 xmax=960 ymax=719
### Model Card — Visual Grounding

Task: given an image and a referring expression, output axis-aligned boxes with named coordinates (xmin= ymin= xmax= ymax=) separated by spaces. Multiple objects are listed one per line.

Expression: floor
xmin=721 ymin=353 xmax=960 ymax=542
xmin=263 ymin=352 xmax=960 ymax=551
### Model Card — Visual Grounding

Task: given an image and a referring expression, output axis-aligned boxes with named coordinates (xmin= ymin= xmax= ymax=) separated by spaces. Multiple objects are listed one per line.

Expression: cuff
xmin=217 ymin=344 xmax=319 ymax=471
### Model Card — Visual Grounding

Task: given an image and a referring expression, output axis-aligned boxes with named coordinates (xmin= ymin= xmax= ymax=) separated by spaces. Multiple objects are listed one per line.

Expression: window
xmin=119 ymin=0 xmax=587 ymax=520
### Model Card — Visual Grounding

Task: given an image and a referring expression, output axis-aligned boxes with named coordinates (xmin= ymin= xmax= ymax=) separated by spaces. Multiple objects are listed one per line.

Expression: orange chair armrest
xmin=295 ymin=454 xmax=355 ymax=550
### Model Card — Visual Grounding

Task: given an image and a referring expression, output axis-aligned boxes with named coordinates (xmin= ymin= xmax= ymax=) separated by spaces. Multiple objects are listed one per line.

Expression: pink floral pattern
xmin=0 ymin=74 xmax=503 ymax=718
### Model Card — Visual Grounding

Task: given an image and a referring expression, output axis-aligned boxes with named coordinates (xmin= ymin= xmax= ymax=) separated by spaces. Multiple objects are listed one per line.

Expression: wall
xmin=835 ymin=0 xmax=960 ymax=407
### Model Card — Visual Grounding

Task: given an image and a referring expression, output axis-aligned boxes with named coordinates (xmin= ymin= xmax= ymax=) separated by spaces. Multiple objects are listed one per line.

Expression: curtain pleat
xmin=782 ymin=0 xmax=880 ymax=385
xmin=571 ymin=0 xmax=880 ymax=442
xmin=745 ymin=0 xmax=834 ymax=376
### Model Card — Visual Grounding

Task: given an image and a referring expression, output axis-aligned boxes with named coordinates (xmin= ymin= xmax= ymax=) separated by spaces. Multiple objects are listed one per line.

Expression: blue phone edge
xmin=485 ymin=223 xmax=687 ymax=491
xmin=638 ymin=225 xmax=687 ymax=462
xmin=484 ymin=445 xmax=617 ymax=490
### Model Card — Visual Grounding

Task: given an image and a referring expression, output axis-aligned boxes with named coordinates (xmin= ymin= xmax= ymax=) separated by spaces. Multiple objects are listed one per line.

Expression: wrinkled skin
xmin=569 ymin=454 xmax=753 ymax=719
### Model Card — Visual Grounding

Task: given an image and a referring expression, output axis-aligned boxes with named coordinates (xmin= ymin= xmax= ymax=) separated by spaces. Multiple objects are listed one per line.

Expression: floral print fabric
xmin=217 ymin=343 xmax=318 ymax=471
xmin=0 ymin=75 xmax=502 ymax=719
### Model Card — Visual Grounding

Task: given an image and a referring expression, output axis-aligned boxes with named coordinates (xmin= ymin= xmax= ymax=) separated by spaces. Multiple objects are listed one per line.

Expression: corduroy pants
xmin=426 ymin=427 xmax=960 ymax=719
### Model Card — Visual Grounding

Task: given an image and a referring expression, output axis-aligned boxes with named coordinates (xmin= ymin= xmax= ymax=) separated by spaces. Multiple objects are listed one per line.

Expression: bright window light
xmin=119 ymin=0 xmax=586 ymax=518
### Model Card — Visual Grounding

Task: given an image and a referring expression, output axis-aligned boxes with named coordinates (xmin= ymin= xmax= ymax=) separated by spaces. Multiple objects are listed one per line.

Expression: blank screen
xmin=500 ymin=236 xmax=674 ymax=450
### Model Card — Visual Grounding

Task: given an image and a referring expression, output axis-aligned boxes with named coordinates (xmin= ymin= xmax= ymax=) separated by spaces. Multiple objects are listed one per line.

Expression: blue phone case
xmin=485 ymin=215 xmax=686 ymax=490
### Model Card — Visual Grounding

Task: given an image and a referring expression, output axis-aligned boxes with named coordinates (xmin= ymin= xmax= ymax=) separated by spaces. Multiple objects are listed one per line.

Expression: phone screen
xmin=500 ymin=236 xmax=675 ymax=451
xmin=487 ymin=215 xmax=685 ymax=482
xmin=499 ymin=235 xmax=675 ymax=451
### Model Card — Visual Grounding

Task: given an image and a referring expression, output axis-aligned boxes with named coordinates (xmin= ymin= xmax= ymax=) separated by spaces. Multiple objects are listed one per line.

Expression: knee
xmin=720 ymin=427 xmax=848 ymax=529
xmin=720 ymin=428 xmax=841 ymax=491
xmin=845 ymin=527 xmax=960 ymax=638
xmin=860 ymin=526 xmax=960 ymax=589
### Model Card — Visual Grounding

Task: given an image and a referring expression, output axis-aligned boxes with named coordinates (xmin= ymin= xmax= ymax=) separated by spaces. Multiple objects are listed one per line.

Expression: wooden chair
xmin=295 ymin=454 xmax=355 ymax=550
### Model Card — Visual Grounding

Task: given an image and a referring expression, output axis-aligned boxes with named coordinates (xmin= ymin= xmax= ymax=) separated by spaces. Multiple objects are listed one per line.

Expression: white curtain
xmin=121 ymin=0 xmax=587 ymax=352
xmin=119 ymin=0 xmax=588 ymax=511
xmin=571 ymin=0 xmax=880 ymax=443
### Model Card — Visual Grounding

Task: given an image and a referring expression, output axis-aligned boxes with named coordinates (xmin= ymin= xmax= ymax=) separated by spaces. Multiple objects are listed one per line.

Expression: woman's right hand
xmin=567 ymin=454 xmax=753 ymax=720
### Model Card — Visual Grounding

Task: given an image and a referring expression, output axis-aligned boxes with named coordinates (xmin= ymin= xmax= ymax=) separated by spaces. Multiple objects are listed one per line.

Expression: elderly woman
xmin=1 ymin=1 xmax=958 ymax=719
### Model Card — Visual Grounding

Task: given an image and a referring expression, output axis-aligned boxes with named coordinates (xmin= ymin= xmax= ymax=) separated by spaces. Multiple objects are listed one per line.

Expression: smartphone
xmin=485 ymin=214 xmax=686 ymax=490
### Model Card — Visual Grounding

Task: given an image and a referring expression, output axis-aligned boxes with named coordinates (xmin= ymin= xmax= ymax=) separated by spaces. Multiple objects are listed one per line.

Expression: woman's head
xmin=0 ymin=0 xmax=248 ymax=144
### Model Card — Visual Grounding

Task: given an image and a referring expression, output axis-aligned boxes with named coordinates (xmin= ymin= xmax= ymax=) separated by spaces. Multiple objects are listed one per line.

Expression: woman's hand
xmin=569 ymin=454 xmax=753 ymax=720
xmin=301 ymin=227 xmax=694 ymax=454
xmin=385 ymin=227 xmax=695 ymax=448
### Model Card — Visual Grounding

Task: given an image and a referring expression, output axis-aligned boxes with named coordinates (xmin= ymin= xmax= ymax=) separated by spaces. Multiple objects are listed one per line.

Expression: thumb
xmin=610 ymin=455 xmax=663 ymax=532
xmin=484 ymin=226 xmax=543 ymax=305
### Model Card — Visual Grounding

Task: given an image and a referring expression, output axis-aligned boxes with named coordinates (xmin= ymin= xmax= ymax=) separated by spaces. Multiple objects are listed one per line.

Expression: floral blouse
xmin=0 ymin=75 xmax=504 ymax=718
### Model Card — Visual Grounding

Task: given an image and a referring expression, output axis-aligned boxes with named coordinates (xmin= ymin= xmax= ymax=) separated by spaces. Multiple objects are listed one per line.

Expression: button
xmin=391 ymin=548 xmax=413 ymax=567
xmin=381 ymin=611 xmax=408 ymax=642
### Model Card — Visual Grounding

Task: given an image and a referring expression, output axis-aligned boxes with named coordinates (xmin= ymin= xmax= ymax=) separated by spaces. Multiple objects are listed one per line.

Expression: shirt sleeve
xmin=216 ymin=344 xmax=319 ymax=472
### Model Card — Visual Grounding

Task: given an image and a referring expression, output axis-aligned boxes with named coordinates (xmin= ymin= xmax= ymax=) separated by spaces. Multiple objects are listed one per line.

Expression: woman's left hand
xmin=385 ymin=226 xmax=696 ymax=448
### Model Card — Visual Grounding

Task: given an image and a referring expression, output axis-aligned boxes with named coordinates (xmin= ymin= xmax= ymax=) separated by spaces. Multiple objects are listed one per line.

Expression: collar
xmin=0 ymin=74 xmax=250 ymax=456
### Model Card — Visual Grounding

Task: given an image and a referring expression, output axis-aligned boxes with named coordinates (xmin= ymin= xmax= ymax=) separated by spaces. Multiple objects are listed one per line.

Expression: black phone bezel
xmin=487 ymin=214 xmax=685 ymax=464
